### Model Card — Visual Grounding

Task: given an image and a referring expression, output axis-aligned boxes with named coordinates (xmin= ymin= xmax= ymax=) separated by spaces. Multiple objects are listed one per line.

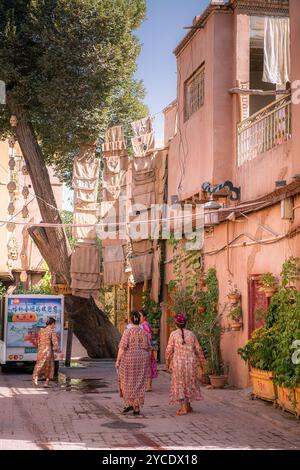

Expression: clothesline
xmin=0 ymin=201 xmax=269 ymax=229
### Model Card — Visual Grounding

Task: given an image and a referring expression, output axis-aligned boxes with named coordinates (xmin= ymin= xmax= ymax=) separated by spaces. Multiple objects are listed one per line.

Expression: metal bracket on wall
xmin=202 ymin=181 xmax=241 ymax=202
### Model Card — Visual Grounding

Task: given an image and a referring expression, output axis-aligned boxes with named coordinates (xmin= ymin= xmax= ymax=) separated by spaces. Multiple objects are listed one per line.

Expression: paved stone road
xmin=0 ymin=360 xmax=300 ymax=450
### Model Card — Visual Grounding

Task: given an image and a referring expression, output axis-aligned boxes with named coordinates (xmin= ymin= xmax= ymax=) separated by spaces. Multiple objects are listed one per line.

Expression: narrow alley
xmin=1 ymin=362 xmax=299 ymax=450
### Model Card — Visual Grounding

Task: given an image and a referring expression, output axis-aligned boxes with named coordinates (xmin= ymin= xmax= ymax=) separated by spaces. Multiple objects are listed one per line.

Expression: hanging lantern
xmin=22 ymin=186 xmax=29 ymax=199
xmin=10 ymin=115 xmax=18 ymax=127
xmin=7 ymin=259 xmax=13 ymax=269
xmin=8 ymin=136 xmax=15 ymax=148
xmin=8 ymin=202 xmax=15 ymax=215
xmin=6 ymin=222 xmax=16 ymax=232
xmin=20 ymin=271 xmax=28 ymax=283
xmin=204 ymin=198 xmax=221 ymax=227
xmin=9 ymin=157 xmax=16 ymax=170
xmin=21 ymin=165 xmax=29 ymax=176
xmin=7 ymin=181 xmax=16 ymax=193
xmin=22 ymin=206 xmax=29 ymax=219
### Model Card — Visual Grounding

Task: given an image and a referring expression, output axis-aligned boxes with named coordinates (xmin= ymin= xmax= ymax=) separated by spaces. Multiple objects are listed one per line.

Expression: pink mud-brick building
xmin=159 ymin=0 xmax=300 ymax=387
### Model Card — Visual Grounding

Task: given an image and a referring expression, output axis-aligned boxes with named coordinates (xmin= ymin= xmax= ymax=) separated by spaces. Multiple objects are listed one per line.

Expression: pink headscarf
xmin=174 ymin=313 xmax=187 ymax=325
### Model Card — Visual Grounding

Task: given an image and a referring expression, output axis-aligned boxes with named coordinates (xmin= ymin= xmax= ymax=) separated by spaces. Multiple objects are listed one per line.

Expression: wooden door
xmin=248 ymin=274 xmax=269 ymax=338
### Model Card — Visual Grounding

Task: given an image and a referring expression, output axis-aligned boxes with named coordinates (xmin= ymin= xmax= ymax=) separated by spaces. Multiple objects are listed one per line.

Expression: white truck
xmin=0 ymin=294 xmax=64 ymax=373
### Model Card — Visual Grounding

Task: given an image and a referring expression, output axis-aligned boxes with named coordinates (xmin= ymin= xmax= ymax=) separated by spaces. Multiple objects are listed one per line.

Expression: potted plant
xmin=228 ymin=305 xmax=243 ymax=331
xmin=238 ymin=325 xmax=279 ymax=402
xmin=227 ymin=282 xmax=241 ymax=304
xmin=260 ymin=272 xmax=277 ymax=298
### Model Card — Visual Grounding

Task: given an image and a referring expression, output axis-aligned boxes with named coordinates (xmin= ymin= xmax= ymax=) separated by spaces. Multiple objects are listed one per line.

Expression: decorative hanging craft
xmin=22 ymin=206 xmax=29 ymax=219
xmin=10 ymin=115 xmax=18 ymax=127
xmin=22 ymin=186 xmax=29 ymax=199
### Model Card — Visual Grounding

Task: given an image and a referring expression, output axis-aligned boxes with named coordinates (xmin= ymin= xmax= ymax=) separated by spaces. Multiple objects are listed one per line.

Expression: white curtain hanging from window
xmin=263 ymin=17 xmax=291 ymax=86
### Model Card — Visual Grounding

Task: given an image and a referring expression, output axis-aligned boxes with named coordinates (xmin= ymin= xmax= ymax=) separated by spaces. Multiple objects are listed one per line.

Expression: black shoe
xmin=133 ymin=410 xmax=140 ymax=416
xmin=123 ymin=406 xmax=133 ymax=414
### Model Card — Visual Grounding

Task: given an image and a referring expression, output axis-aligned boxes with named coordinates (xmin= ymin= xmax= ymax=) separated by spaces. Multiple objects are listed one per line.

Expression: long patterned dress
xmin=166 ymin=329 xmax=206 ymax=404
xmin=32 ymin=327 xmax=59 ymax=381
xmin=118 ymin=327 xmax=151 ymax=408
xmin=141 ymin=321 xmax=158 ymax=379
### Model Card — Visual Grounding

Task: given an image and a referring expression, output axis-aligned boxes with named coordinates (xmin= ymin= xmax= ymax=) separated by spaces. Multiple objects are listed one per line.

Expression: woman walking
xmin=116 ymin=311 xmax=151 ymax=415
xmin=166 ymin=313 xmax=206 ymax=416
xmin=139 ymin=310 xmax=158 ymax=392
xmin=32 ymin=317 xmax=59 ymax=387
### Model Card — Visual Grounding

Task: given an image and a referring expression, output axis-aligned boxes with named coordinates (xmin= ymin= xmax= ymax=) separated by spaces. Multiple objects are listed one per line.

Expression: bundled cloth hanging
xmin=130 ymin=253 xmax=153 ymax=284
xmin=102 ymin=245 xmax=127 ymax=286
xmin=70 ymin=244 xmax=100 ymax=298
xmin=101 ymin=126 xmax=127 ymax=154
xmin=131 ymin=116 xmax=153 ymax=137
xmin=263 ymin=17 xmax=291 ymax=86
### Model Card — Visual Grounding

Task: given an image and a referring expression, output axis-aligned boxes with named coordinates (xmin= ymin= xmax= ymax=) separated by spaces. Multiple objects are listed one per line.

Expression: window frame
xmin=184 ymin=64 xmax=205 ymax=122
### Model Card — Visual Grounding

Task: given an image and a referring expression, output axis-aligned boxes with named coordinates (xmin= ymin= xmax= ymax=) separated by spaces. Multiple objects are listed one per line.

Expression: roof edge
xmin=173 ymin=3 xmax=231 ymax=57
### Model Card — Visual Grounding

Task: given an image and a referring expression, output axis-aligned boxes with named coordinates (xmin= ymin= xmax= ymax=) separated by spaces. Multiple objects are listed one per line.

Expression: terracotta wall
xmin=172 ymin=11 xmax=234 ymax=202
xmin=291 ymin=0 xmax=300 ymax=177
xmin=204 ymin=197 xmax=300 ymax=388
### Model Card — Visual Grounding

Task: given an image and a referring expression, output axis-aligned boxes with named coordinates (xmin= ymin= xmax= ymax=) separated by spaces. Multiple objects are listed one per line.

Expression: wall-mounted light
xmin=204 ymin=197 xmax=221 ymax=226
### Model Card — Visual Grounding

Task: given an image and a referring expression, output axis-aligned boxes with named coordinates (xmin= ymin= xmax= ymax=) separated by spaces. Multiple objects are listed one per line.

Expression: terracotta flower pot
xmin=228 ymin=293 xmax=240 ymax=304
xmin=209 ymin=375 xmax=228 ymax=389
xmin=262 ymin=287 xmax=277 ymax=298
xmin=230 ymin=321 xmax=243 ymax=331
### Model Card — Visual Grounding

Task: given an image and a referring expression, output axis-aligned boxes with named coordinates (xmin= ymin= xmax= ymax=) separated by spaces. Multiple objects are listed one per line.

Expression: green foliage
xmin=0 ymin=0 xmax=147 ymax=185
xmin=228 ymin=305 xmax=242 ymax=322
xmin=167 ymin=245 xmax=223 ymax=375
xmin=0 ymin=280 xmax=6 ymax=297
xmin=238 ymin=325 xmax=279 ymax=371
xmin=260 ymin=272 xmax=277 ymax=288
xmin=60 ymin=210 xmax=77 ymax=248
xmin=238 ymin=256 xmax=300 ymax=388
xmin=141 ymin=289 xmax=161 ymax=327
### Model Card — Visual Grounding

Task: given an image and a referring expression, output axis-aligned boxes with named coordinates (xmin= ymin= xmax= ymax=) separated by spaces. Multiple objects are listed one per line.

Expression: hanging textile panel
xmin=154 ymin=149 xmax=168 ymax=204
xmin=130 ymin=253 xmax=153 ymax=284
xmin=131 ymin=116 xmax=153 ymax=137
xmin=132 ymin=132 xmax=155 ymax=157
xmin=102 ymin=126 xmax=126 ymax=153
xmin=72 ymin=211 xmax=98 ymax=241
xmin=132 ymin=154 xmax=156 ymax=173
xmin=103 ymin=155 xmax=128 ymax=175
xmin=72 ymin=289 xmax=99 ymax=299
xmin=71 ymin=277 xmax=99 ymax=291
xmin=263 ymin=17 xmax=290 ymax=86
xmin=71 ymin=244 xmax=100 ymax=275
xmin=102 ymin=244 xmax=127 ymax=286
xmin=131 ymin=239 xmax=153 ymax=256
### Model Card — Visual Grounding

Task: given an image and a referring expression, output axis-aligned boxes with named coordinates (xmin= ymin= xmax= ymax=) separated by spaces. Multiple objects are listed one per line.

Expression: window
xmin=184 ymin=65 xmax=205 ymax=121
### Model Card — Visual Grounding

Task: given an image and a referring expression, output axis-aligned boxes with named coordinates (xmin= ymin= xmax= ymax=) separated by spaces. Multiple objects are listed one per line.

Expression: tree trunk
xmin=8 ymin=102 xmax=120 ymax=357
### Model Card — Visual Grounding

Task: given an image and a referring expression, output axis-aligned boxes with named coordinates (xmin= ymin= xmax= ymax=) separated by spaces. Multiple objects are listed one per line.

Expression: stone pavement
xmin=0 ymin=360 xmax=300 ymax=450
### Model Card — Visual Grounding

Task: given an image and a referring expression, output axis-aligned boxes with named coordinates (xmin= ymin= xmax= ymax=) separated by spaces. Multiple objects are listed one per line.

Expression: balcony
xmin=237 ymin=95 xmax=292 ymax=167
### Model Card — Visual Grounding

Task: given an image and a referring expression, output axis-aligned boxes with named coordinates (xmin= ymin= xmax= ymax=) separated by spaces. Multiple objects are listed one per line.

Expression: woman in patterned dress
xmin=166 ymin=313 xmax=206 ymax=416
xmin=32 ymin=317 xmax=59 ymax=388
xmin=139 ymin=310 xmax=158 ymax=392
xmin=115 ymin=311 xmax=151 ymax=415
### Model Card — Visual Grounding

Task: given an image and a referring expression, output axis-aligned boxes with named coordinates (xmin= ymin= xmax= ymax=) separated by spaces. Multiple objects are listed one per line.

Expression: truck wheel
xmin=54 ymin=361 xmax=59 ymax=377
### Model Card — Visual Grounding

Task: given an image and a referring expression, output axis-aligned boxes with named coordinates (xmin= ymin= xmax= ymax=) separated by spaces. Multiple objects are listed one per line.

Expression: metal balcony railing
xmin=237 ymin=94 xmax=292 ymax=167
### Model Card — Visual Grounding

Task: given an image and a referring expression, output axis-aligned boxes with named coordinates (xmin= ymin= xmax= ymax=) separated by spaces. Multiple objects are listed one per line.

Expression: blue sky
xmin=64 ymin=0 xmax=208 ymax=209
xmin=135 ymin=0 xmax=208 ymax=141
